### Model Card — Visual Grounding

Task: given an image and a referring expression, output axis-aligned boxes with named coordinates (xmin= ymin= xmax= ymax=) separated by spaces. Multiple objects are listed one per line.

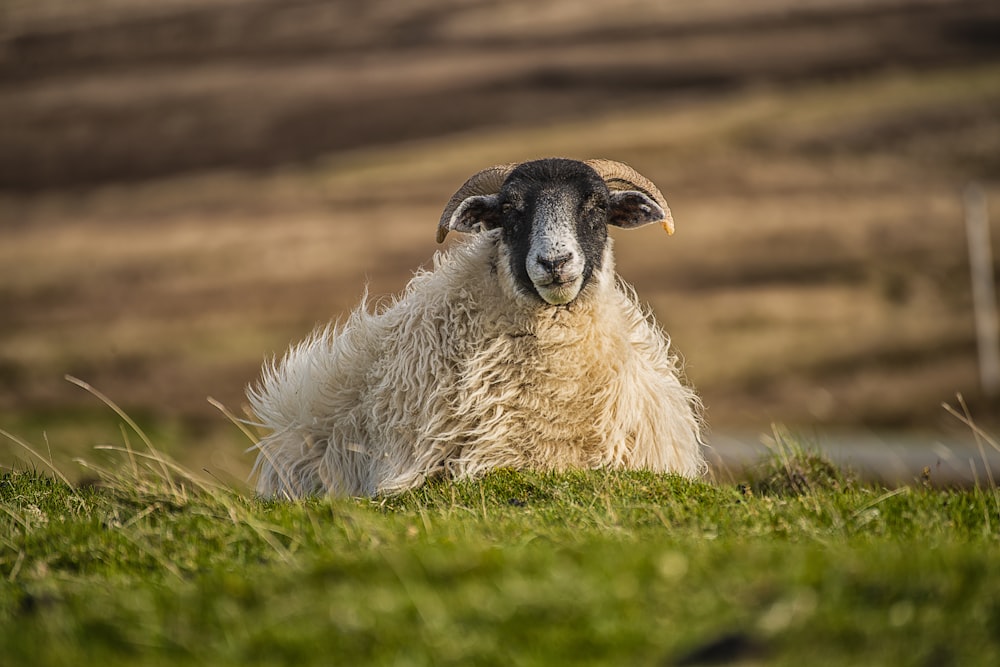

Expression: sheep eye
xmin=583 ymin=201 xmax=606 ymax=226
xmin=501 ymin=202 xmax=515 ymax=214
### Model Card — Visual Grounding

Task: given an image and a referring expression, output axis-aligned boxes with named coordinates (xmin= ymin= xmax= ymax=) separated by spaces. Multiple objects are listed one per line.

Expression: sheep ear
xmin=607 ymin=191 xmax=674 ymax=235
xmin=447 ymin=194 xmax=503 ymax=236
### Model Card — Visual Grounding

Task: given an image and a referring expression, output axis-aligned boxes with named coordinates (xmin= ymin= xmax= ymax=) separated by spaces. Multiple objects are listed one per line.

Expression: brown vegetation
xmin=2 ymin=0 xmax=1000 ymax=476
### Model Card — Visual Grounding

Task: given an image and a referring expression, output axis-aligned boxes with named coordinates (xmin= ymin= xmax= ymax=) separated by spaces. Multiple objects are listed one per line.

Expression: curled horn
xmin=436 ymin=163 xmax=518 ymax=243
xmin=585 ymin=159 xmax=675 ymax=235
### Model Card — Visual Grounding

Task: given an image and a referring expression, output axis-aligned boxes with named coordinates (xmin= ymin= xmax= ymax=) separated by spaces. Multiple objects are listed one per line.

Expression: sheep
xmin=249 ymin=158 xmax=705 ymax=498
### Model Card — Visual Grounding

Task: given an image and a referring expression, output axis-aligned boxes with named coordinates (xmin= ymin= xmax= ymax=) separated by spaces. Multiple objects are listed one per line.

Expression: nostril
xmin=537 ymin=253 xmax=572 ymax=273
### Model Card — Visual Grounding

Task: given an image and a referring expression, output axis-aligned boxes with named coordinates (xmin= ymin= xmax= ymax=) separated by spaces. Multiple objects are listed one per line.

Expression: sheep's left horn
xmin=437 ymin=163 xmax=518 ymax=243
xmin=585 ymin=159 xmax=675 ymax=235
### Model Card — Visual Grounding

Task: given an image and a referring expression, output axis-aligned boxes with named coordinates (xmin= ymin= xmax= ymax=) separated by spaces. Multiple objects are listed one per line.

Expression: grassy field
xmin=2 ymin=430 xmax=999 ymax=666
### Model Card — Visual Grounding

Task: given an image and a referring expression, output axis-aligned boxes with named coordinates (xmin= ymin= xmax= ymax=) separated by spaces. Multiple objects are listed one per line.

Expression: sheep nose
xmin=536 ymin=253 xmax=573 ymax=275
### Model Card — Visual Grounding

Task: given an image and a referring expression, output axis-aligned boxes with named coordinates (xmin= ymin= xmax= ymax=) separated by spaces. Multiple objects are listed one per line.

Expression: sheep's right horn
xmin=585 ymin=159 xmax=674 ymax=235
xmin=437 ymin=163 xmax=518 ymax=243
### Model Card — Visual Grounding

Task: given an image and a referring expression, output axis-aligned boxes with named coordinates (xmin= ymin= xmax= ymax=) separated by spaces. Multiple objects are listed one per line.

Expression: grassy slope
xmin=2 ymin=443 xmax=998 ymax=667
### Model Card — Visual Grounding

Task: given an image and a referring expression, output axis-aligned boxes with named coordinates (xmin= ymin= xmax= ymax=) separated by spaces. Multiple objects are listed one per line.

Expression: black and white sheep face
xmin=449 ymin=158 xmax=668 ymax=306
xmin=499 ymin=162 xmax=609 ymax=305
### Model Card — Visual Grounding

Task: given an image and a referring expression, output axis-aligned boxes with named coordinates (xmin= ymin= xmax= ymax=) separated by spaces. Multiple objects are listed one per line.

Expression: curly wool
xmin=249 ymin=231 xmax=704 ymax=498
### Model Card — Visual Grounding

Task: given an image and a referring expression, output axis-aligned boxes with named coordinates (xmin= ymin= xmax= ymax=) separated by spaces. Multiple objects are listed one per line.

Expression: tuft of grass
xmin=749 ymin=426 xmax=854 ymax=497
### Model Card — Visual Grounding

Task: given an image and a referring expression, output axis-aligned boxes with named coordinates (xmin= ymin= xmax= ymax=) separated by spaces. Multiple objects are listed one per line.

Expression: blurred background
xmin=2 ymin=0 xmax=1000 ymax=486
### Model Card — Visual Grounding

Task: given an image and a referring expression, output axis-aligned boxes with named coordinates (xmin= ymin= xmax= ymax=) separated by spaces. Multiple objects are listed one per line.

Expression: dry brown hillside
xmin=2 ymin=0 xmax=1000 ymax=477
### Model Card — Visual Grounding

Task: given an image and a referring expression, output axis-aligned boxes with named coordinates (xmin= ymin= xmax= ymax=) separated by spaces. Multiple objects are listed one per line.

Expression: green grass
xmin=2 ymin=428 xmax=999 ymax=667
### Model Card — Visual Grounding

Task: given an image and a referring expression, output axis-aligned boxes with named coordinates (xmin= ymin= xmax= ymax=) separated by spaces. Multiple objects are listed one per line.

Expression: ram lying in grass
xmin=251 ymin=158 xmax=703 ymax=499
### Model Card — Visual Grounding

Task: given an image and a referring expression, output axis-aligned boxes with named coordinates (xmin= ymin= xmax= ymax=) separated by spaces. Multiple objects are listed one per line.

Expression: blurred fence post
xmin=964 ymin=183 xmax=1000 ymax=397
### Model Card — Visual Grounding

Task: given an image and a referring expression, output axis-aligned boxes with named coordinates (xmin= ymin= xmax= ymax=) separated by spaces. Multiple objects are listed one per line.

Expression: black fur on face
xmin=495 ymin=159 xmax=611 ymax=303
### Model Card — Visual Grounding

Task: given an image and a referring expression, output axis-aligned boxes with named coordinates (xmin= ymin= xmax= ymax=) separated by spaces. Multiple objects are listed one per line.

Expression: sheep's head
xmin=437 ymin=158 xmax=674 ymax=306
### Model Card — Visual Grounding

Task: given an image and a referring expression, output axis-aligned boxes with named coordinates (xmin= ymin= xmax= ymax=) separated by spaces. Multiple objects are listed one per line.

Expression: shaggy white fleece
xmin=250 ymin=231 xmax=704 ymax=497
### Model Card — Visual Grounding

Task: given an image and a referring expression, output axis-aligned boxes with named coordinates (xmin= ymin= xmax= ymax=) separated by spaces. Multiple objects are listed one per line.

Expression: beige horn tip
xmin=661 ymin=210 xmax=675 ymax=236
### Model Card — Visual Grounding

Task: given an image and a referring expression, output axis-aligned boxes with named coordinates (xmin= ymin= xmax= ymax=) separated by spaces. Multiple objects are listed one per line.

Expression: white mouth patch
xmin=533 ymin=279 xmax=583 ymax=306
xmin=526 ymin=190 xmax=586 ymax=305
